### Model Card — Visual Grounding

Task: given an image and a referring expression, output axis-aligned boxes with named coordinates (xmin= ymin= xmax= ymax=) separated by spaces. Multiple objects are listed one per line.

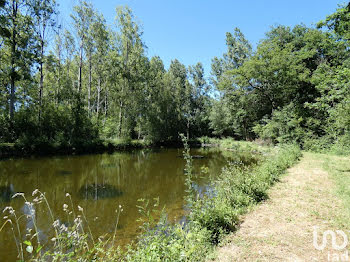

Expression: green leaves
xmin=24 ymin=240 xmax=42 ymax=254
xmin=317 ymin=3 xmax=350 ymax=41
xmin=209 ymin=20 xmax=350 ymax=143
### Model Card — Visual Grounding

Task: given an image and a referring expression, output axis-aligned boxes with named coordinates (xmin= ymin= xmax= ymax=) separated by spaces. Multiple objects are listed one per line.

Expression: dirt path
xmin=214 ymin=152 xmax=348 ymax=262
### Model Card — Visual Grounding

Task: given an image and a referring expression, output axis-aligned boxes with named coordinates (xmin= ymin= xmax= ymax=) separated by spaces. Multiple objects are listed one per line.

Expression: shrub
xmin=253 ymin=103 xmax=306 ymax=145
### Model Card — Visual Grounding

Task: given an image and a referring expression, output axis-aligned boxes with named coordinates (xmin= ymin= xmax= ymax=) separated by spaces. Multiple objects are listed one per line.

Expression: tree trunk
xmin=138 ymin=122 xmax=141 ymax=140
xmin=118 ymin=100 xmax=123 ymax=138
xmin=104 ymin=85 xmax=108 ymax=118
xmin=9 ymin=0 xmax=18 ymax=121
xmin=38 ymin=41 xmax=44 ymax=122
xmin=57 ymin=39 xmax=61 ymax=106
xmin=88 ymin=51 xmax=92 ymax=114
xmin=97 ymin=77 xmax=101 ymax=118
xmin=118 ymin=41 xmax=129 ymax=138
xmin=78 ymin=43 xmax=83 ymax=93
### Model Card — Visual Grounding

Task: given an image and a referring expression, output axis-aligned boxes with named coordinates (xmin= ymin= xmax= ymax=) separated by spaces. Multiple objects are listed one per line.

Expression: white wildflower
xmin=3 ymin=206 xmax=15 ymax=215
xmin=26 ymin=245 xmax=33 ymax=253
xmin=33 ymin=196 xmax=43 ymax=203
xmin=12 ymin=193 xmax=24 ymax=198
xmin=60 ymin=224 xmax=68 ymax=232
xmin=52 ymin=219 xmax=59 ymax=228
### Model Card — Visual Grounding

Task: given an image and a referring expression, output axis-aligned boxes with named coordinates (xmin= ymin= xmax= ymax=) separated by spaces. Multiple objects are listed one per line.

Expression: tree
xmin=188 ymin=62 xmax=210 ymax=137
xmin=91 ymin=13 xmax=109 ymax=118
xmin=209 ymin=27 xmax=256 ymax=139
xmin=1 ymin=0 xmax=35 ymax=121
xmin=210 ymin=27 xmax=252 ymax=88
xmin=317 ymin=3 xmax=350 ymax=41
xmin=29 ymin=0 xmax=57 ymax=121
xmin=112 ymin=6 xmax=146 ymax=138
xmin=71 ymin=0 xmax=95 ymax=95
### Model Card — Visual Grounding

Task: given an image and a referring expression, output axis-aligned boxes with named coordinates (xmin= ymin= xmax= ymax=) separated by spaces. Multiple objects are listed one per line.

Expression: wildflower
xmin=32 ymin=189 xmax=39 ymax=196
xmin=60 ymin=224 xmax=68 ymax=232
xmin=66 ymin=193 xmax=70 ymax=197
xmin=74 ymin=217 xmax=82 ymax=226
xmin=63 ymin=204 xmax=68 ymax=211
xmin=53 ymin=219 xmax=59 ymax=228
xmin=51 ymin=237 xmax=57 ymax=242
xmin=12 ymin=192 xmax=24 ymax=198
xmin=33 ymin=196 xmax=43 ymax=203
xmin=3 ymin=206 xmax=14 ymax=215
xmin=26 ymin=245 xmax=33 ymax=253
xmin=78 ymin=206 xmax=83 ymax=212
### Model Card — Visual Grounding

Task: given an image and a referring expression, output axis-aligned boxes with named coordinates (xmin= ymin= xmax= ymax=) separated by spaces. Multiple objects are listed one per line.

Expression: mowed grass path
xmin=213 ymin=152 xmax=350 ymax=261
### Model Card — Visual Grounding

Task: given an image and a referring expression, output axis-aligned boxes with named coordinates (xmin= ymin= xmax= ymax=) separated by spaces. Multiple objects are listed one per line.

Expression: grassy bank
xmin=0 ymin=140 xmax=301 ymax=261
xmin=321 ymin=154 xmax=350 ymax=229
xmin=199 ymin=137 xmax=273 ymax=153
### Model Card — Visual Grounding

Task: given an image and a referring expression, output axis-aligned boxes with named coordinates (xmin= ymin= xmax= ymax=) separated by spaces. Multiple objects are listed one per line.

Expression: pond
xmin=0 ymin=148 xmax=258 ymax=260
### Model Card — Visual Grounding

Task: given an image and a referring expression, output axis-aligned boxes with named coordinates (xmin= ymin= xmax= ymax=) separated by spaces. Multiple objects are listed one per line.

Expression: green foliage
xmin=128 ymin=195 xmax=212 ymax=262
xmin=317 ymin=3 xmax=350 ymax=40
xmin=253 ymin=103 xmax=306 ymax=145
xmin=1 ymin=0 xmax=350 ymax=156
xmin=0 ymin=101 xmax=99 ymax=154
xmin=1 ymin=1 xmax=214 ymax=155
xmin=127 ymin=221 xmax=212 ymax=262
xmin=210 ymin=16 xmax=350 ymax=152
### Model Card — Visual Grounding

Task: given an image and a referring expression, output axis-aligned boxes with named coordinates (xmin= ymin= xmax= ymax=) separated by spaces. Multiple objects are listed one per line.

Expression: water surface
xmin=0 ymin=148 xmax=257 ymax=260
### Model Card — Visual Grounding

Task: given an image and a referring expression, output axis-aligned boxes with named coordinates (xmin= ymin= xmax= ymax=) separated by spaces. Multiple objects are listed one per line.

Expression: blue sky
xmin=57 ymin=0 xmax=345 ymax=77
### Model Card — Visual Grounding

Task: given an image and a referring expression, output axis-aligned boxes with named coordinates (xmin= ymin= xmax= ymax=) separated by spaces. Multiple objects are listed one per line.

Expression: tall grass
xmin=1 ymin=191 xmax=124 ymax=261
xmin=0 ymin=140 xmax=301 ymax=261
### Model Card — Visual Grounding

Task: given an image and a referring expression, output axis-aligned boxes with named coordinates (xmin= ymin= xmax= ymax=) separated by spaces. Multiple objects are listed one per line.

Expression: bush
xmin=0 ymin=113 xmax=12 ymax=142
xmin=329 ymin=134 xmax=350 ymax=155
xmin=253 ymin=103 xmax=306 ymax=145
xmin=303 ymin=136 xmax=332 ymax=152
xmin=127 ymin=222 xmax=212 ymax=262
xmin=303 ymin=134 xmax=350 ymax=155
